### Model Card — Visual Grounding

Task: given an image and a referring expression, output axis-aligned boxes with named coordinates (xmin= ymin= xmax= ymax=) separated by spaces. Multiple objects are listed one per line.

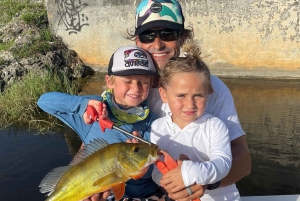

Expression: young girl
xmin=150 ymin=42 xmax=241 ymax=201
xmin=37 ymin=45 xmax=164 ymax=200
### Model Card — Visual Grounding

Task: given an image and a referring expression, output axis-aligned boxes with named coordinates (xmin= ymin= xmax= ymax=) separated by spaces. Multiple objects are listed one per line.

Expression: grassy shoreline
xmin=0 ymin=0 xmax=80 ymax=133
xmin=0 ymin=0 xmax=54 ymax=59
xmin=0 ymin=70 xmax=79 ymax=132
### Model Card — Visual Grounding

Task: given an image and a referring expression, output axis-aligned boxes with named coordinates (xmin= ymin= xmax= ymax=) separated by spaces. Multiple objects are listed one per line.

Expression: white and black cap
xmin=108 ymin=46 xmax=159 ymax=77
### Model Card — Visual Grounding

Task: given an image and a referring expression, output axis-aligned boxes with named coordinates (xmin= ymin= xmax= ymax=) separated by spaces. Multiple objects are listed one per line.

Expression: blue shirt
xmin=37 ymin=92 xmax=158 ymax=198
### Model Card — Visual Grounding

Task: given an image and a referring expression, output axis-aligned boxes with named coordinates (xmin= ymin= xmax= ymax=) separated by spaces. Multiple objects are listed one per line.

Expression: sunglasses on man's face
xmin=138 ymin=29 xmax=180 ymax=43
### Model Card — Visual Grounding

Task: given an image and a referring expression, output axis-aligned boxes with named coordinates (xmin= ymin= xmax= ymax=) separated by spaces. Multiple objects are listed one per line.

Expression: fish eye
xmin=133 ymin=147 xmax=140 ymax=152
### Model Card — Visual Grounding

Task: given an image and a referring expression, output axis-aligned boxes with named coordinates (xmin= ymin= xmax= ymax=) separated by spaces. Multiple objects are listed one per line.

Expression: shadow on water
xmin=0 ymin=75 xmax=300 ymax=200
xmin=222 ymin=78 xmax=300 ymax=196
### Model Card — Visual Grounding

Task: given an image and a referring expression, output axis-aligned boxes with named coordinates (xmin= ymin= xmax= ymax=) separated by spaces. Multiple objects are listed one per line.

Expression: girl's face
xmin=159 ymin=72 xmax=209 ymax=129
xmin=106 ymin=75 xmax=151 ymax=109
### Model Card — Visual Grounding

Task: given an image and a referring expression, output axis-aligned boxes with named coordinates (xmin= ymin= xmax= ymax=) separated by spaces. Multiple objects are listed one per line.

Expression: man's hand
xmin=83 ymin=190 xmax=111 ymax=201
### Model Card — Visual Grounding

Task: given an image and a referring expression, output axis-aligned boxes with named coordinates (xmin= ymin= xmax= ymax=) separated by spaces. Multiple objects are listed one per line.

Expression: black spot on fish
xmin=133 ymin=147 xmax=140 ymax=152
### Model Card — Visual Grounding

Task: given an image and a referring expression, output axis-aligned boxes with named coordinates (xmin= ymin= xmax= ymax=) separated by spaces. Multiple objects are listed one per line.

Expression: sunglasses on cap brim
xmin=138 ymin=29 xmax=181 ymax=43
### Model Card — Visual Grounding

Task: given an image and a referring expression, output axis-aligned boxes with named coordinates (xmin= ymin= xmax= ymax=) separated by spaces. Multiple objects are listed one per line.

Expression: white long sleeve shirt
xmin=151 ymin=112 xmax=240 ymax=201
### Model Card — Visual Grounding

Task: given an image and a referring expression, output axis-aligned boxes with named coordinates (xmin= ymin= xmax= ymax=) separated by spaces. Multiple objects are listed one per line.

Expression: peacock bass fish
xmin=39 ymin=139 xmax=159 ymax=201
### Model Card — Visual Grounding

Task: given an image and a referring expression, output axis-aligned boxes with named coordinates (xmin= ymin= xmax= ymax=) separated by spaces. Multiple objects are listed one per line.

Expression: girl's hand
xmin=161 ymin=154 xmax=206 ymax=201
xmin=160 ymin=160 xmax=185 ymax=193
xmin=168 ymin=184 xmax=206 ymax=201
xmin=160 ymin=154 xmax=189 ymax=193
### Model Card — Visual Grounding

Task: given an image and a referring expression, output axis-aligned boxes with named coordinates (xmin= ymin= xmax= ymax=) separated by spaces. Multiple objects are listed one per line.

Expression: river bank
xmin=0 ymin=0 xmax=94 ymax=92
xmin=0 ymin=0 xmax=95 ymax=131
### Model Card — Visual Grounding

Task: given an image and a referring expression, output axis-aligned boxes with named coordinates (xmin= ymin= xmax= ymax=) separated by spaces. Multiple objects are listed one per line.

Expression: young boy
xmin=37 ymin=45 xmax=162 ymax=200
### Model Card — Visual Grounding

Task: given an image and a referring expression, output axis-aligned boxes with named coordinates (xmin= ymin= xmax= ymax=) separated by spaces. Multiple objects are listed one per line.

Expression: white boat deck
xmin=242 ymin=195 xmax=300 ymax=201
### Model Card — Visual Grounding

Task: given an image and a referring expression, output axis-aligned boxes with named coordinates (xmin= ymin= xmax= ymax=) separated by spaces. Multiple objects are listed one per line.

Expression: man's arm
xmin=220 ymin=135 xmax=251 ymax=187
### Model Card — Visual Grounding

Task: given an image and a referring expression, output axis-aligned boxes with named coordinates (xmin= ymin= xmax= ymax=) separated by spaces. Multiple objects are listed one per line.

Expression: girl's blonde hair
xmin=159 ymin=40 xmax=214 ymax=95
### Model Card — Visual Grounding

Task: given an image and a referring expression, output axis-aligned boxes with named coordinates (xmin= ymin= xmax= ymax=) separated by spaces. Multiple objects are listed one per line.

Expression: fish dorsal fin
xmin=70 ymin=139 xmax=109 ymax=166
xmin=130 ymin=166 xmax=149 ymax=180
xmin=39 ymin=166 xmax=70 ymax=196
xmin=111 ymin=183 xmax=126 ymax=201
xmin=39 ymin=139 xmax=109 ymax=196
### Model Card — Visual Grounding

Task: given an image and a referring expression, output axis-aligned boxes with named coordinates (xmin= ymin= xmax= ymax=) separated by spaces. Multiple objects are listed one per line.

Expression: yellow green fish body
xmin=39 ymin=139 xmax=159 ymax=201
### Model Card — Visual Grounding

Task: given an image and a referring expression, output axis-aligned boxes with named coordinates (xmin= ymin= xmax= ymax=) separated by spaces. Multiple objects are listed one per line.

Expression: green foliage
xmin=0 ymin=70 xmax=79 ymax=132
xmin=40 ymin=28 xmax=55 ymax=42
xmin=0 ymin=0 xmax=59 ymax=60
xmin=20 ymin=3 xmax=48 ymax=28
xmin=0 ymin=0 xmax=48 ymax=27
xmin=0 ymin=0 xmax=82 ymax=133
xmin=0 ymin=40 xmax=14 ymax=51
xmin=11 ymin=27 xmax=59 ymax=60
xmin=0 ymin=59 xmax=6 ymax=66
xmin=12 ymin=38 xmax=49 ymax=59
xmin=0 ymin=0 xmax=33 ymax=24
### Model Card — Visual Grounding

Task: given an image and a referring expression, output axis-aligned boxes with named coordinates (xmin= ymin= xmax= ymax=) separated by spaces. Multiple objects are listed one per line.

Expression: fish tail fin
xmin=39 ymin=166 xmax=70 ymax=196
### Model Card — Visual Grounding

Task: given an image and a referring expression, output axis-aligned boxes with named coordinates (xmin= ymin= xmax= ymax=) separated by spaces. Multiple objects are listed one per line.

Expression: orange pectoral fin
xmin=111 ymin=183 xmax=125 ymax=201
xmin=130 ymin=166 xmax=149 ymax=180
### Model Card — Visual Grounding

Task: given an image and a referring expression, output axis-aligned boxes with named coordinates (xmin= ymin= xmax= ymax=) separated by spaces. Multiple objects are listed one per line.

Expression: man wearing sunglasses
xmin=133 ymin=0 xmax=251 ymax=200
xmin=85 ymin=1 xmax=251 ymax=201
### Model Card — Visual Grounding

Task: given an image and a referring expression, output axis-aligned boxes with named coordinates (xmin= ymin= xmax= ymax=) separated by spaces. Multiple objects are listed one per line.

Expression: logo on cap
xmin=124 ymin=49 xmax=149 ymax=68
xmin=150 ymin=2 xmax=162 ymax=13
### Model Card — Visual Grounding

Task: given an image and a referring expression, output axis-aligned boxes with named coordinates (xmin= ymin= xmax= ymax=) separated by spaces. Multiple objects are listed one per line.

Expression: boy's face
xmin=106 ymin=75 xmax=151 ymax=109
xmin=159 ymin=72 xmax=209 ymax=129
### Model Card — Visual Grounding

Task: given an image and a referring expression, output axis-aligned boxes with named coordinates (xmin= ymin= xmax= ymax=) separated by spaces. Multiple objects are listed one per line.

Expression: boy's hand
xmin=83 ymin=190 xmax=111 ymax=201
xmin=83 ymin=100 xmax=107 ymax=124
xmin=126 ymin=131 xmax=142 ymax=143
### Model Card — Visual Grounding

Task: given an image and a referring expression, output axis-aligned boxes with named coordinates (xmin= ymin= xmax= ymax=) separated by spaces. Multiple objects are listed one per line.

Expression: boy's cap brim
xmin=109 ymin=69 xmax=159 ymax=77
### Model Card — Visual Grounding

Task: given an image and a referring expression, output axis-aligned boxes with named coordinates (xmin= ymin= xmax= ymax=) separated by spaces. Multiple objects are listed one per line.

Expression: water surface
xmin=223 ymin=78 xmax=300 ymax=196
xmin=1 ymin=76 xmax=300 ymax=200
xmin=0 ymin=130 xmax=72 ymax=200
